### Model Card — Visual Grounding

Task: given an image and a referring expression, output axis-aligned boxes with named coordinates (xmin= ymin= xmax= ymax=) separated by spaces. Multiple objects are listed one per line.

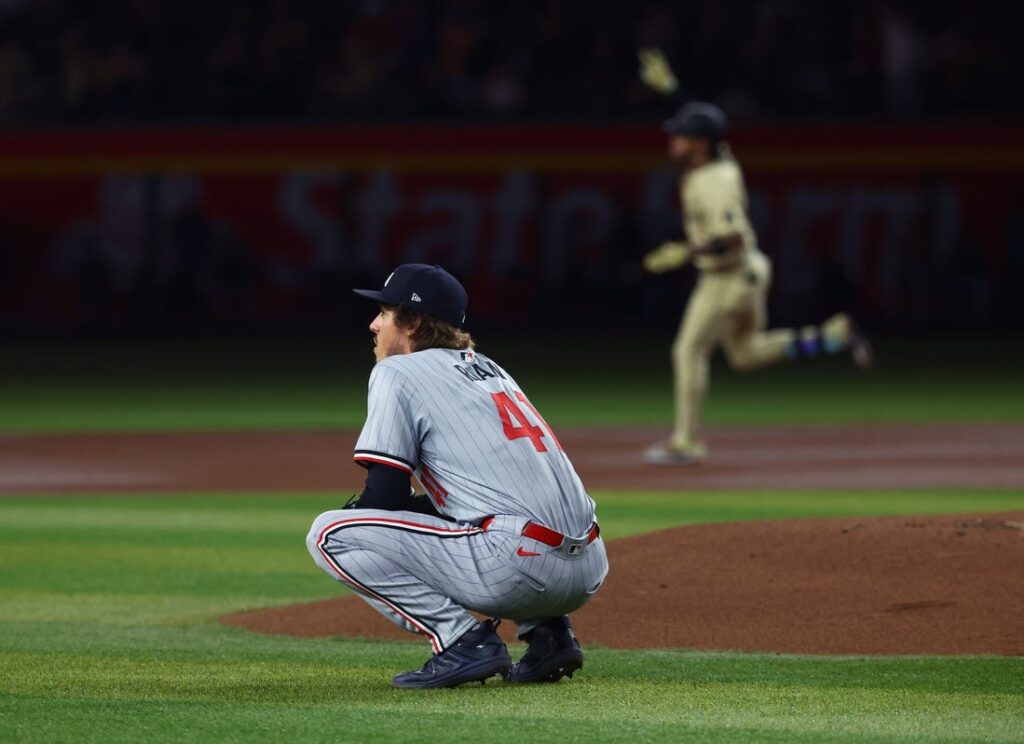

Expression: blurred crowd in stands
xmin=0 ymin=0 xmax=1018 ymax=126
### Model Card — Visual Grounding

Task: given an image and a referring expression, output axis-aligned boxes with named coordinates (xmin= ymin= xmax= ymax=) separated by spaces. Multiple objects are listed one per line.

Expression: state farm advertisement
xmin=0 ymin=125 xmax=1020 ymax=331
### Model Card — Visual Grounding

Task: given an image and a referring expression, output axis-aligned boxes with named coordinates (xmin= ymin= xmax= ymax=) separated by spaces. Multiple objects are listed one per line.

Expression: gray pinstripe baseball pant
xmin=306 ymin=509 xmax=608 ymax=652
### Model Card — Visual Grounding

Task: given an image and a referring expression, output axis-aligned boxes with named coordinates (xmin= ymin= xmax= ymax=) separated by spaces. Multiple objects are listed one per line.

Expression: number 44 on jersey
xmin=490 ymin=391 xmax=563 ymax=453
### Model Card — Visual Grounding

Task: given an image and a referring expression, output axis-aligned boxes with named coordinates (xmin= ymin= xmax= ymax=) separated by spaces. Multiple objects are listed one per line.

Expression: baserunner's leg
xmin=668 ymin=277 xmax=729 ymax=457
xmin=721 ymin=255 xmax=795 ymax=370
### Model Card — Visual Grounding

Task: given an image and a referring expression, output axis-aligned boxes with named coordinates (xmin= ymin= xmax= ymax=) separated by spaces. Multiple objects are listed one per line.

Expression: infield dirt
xmin=3 ymin=423 xmax=1023 ymax=493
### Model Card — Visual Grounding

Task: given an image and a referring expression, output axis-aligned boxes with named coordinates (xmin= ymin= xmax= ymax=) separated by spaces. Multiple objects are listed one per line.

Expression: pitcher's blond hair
xmin=390 ymin=305 xmax=475 ymax=351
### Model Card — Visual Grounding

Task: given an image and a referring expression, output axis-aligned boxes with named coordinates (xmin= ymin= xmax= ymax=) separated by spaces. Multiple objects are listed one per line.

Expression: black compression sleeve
xmin=356 ymin=464 xmax=444 ymax=518
xmin=357 ymin=464 xmax=413 ymax=510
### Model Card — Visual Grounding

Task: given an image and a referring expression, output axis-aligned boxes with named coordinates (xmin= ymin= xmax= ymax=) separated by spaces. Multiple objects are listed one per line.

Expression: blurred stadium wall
xmin=1 ymin=123 xmax=1021 ymax=337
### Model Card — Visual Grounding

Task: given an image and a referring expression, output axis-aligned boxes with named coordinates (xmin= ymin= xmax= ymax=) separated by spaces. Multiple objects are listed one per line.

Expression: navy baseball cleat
xmin=505 ymin=616 xmax=584 ymax=683
xmin=392 ymin=620 xmax=512 ymax=689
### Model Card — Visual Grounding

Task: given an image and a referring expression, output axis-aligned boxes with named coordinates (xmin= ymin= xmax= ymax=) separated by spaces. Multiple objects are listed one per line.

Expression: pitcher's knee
xmin=306 ymin=511 xmax=339 ymax=561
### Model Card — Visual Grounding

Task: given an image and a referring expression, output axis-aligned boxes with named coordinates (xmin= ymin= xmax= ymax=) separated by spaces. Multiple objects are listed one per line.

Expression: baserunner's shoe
xmin=392 ymin=619 xmax=511 ymax=689
xmin=821 ymin=312 xmax=851 ymax=351
xmin=505 ymin=617 xmax=583 ymax=684
xmin=643 ymin=441 xmax=706 ymax=466
xmin=822 ymin=313 xmax=874 ymax=369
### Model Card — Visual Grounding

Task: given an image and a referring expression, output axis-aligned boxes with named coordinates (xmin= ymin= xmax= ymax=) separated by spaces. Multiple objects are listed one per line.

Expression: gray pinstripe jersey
xmin=354 ymin=348 xmax=596 ymax=535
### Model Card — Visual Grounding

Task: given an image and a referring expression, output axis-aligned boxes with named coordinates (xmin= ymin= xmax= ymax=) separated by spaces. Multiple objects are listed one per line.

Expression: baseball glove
xmin=643 ymin=241 xmax=691 ymax=274
xmin=638 ymin=48 xmax=679 ymax=95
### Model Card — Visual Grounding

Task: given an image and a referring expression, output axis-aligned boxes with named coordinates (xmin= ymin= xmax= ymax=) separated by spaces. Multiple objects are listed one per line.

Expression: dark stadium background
xmin=1 ymin=0 xmax=1021 ymax=340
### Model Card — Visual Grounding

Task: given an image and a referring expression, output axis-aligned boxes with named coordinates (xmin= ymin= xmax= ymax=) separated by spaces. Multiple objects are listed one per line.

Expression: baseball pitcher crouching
xmin=306 ymin=264 xmax=608 ymax=689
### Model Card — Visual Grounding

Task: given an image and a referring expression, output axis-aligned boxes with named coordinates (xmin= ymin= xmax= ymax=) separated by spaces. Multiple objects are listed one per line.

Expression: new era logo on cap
xmin=352 ymin=264 xmax=469 ymax=327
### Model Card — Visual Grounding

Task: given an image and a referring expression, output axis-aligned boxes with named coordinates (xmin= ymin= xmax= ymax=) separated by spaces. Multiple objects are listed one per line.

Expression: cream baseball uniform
xmin=643 ymin=95 xmax=868 ymax=464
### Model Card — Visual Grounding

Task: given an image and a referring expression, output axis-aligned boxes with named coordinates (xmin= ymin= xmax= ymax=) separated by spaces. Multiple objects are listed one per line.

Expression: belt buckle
xmin=561 ymin=536 xmax=586 ymax=556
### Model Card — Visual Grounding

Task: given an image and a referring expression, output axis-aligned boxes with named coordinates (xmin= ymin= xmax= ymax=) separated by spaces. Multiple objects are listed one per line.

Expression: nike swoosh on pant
xmin=516 ymin=546 xmax=540 ymax=557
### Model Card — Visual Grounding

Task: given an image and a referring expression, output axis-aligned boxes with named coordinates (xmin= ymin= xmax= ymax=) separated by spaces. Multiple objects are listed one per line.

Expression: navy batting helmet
xmin=662 ymin=101 xmax=727 ymax=142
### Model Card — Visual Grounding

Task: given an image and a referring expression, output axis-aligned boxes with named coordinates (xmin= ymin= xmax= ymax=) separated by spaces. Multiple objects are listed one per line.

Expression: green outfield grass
xmin=2 ymin=337 xmax=1022 ymax=432
xmin=1 ymin=490 xmax=1022 ymax=743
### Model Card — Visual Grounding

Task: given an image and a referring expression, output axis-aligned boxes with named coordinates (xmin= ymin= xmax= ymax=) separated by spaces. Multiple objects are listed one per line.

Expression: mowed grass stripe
xmin=0 ymin=544 xmax=317 ymax=574
xmin=5 ymin=372 xmax=1022 ymax=430
xmin=0 ymin=594 xmax=327 ymax=626
xmin=591 ymin=489 xmax=1024 ymax=539
xmin=5 ymin=696 xmax=1018 ymax=744
xmin=0 ymin=565 xmax=327 ymax=597
xmin=2 ymin=626 xmax=1022 ymax=694
xmin=3 ymin=488 xmax=1024 ymax=535
xmin=2 ymin=651 xmax=1022 ymax=744
xmin=1 ymin=621 xmax=1017 ymax=696
xmin=3 ymin=339 xmax=1023 ymax=432
xmin=0 ymin=498 xmax=326 ymax=531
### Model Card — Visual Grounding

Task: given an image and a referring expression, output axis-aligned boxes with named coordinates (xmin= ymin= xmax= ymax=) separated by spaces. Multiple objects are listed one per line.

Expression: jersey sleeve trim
xmin=353 ymin=450 xmax=415 ymax=474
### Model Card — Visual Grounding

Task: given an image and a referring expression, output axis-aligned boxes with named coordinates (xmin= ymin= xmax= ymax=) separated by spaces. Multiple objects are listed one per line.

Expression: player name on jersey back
xmin=453 ymin=350 xmax=507 ymax=383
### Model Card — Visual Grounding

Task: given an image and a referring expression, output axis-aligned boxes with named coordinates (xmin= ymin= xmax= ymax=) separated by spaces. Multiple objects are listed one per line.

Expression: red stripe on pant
xmin=315 ymin=516 xmax=483 ymax=653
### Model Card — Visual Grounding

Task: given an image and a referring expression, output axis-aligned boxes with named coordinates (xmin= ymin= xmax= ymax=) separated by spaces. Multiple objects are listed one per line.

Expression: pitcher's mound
xmin=222 ymin=512 xmax=1024 ymax=656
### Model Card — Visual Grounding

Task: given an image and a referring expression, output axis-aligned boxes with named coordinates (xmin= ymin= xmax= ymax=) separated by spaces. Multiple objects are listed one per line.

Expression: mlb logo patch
xmin=568 ymin=544 xmax=582 ymax=555
xmin=461 ymin=351 xmax=476 ymax=363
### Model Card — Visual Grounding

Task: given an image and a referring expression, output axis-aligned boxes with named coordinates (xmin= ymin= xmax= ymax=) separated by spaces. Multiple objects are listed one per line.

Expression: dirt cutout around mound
xmin=4 ymin=423 xmax=1024 ymax=493
xmin=223 ymin=512 xmax=1024 ymax=656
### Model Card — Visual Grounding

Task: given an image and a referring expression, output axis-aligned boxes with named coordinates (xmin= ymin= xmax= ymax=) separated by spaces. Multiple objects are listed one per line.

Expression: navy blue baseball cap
xmin=353 ymin=264 xmax=468 ymax=327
